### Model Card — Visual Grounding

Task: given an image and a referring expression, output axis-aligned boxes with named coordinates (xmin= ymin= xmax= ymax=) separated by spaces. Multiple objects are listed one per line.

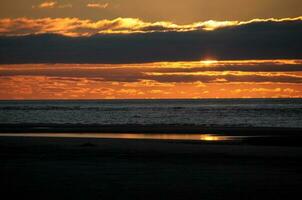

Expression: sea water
xmin=0 ymin=99 xmax=302 ymax=128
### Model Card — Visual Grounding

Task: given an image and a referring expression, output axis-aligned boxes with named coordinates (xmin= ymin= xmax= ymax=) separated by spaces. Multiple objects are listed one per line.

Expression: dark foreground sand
xmin=1 ymin=136 xmax=302 ymax=200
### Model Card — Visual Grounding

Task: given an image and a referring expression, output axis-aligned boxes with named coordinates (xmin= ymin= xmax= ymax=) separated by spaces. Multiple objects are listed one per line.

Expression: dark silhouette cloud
xmin=0 ymin=19 xmax=302 ymax=64
xmin=154 ymin=64 xmax=302 ymax=73
xmin=148 ymin=74 xmax=302 ymax=84
xmin=1 ymin=63 xmax=302 ymax=84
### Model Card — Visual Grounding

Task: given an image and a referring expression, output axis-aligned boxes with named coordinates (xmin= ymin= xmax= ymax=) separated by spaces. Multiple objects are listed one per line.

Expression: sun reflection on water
xmin=0 ymin=133 xmax=233 ymax=141
xmin=199 ymin=134 xmax=228 ymax=141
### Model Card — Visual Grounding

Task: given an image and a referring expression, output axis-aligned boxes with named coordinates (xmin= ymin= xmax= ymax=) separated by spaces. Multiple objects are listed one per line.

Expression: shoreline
xmin=1 ymin=124 xmax=302 ymax=135
xmin=0 ymin=124 xmax=302 ymax=147
xmin=1 ymin=136 xmax=302 ymax=156
xmin=1 ymin=124 xmax=302 ymax=147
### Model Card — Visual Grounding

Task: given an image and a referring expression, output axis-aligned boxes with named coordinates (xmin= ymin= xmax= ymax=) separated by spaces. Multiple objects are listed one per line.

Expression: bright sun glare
xmin=201 ymin=59 xmax=218 ymax=65
xmin=200 ymin=134 xmax=221 ymax=141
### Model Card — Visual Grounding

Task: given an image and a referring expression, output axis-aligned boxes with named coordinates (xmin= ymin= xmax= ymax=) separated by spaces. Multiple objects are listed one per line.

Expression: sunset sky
xmin=0 ymin=0 xmax=302 ymax=99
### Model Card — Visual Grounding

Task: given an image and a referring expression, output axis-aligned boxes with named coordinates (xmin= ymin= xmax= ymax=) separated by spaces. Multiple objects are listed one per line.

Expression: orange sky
xmin=1 ymin=60 xmax=301 ymax=99
xmin=1 ymin=0 xmax=301 ymax=23
xmin=0 ymin=2 xmax=301 ymax=99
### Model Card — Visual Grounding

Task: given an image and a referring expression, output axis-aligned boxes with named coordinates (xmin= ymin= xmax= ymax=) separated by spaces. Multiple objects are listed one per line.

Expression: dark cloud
xmin=154 ymin=64 xmax=302 ymax=73
xmin=1 ymin=64 xmax=302 ymax=83
xmin=0 ymin=19 xmax=302 ymax=64
xmin=148 ymin=74 xmax=302 ymax=84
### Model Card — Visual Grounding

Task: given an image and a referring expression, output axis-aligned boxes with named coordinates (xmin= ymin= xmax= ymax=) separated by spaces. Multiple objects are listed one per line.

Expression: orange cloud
xmin=33 ymin=1 xmax=57 ymax=9
xmin=1 ymin=75 xmax=301 ymax=99
xmin=87 ymin=3 xmax=109 ymax=9
xmin=0 ymin=16 xmax=301 ymax=36
xmin=32 ymin=1 xmax=72 ymax=9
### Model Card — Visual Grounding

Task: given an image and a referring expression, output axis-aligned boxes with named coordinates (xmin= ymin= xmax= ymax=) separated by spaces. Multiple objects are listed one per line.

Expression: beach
xmin=1 ymin=99 xmax=302 ymax=199
xmin=1 ymin=133 xmax=302 ymax=200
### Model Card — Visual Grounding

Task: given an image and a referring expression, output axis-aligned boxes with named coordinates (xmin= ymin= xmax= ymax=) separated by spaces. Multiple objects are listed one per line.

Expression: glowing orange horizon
xmin=0 ymin=59 xmax=302 ymax=99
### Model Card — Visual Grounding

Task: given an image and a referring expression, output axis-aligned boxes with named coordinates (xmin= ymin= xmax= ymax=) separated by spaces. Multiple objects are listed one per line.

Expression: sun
xmin=201 ymin=59 xmax=218 ymax=65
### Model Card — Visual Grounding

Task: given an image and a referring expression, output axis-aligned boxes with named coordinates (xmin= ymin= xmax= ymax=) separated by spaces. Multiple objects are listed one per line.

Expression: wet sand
xmin=1 ymin=124 xmax=302 ymax=135
xmin=1 ymin=135 xmax=302 ymax=200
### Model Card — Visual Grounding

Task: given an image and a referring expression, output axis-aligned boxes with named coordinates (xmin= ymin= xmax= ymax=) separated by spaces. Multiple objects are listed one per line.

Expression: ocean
xmin=0 ymin=99 xmax=302 ymax=128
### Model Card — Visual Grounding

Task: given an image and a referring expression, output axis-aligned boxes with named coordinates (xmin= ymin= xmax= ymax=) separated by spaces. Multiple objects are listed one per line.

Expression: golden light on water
xmin=0 ymin=133 xmax=232 ymax=141
xmin=200 ymin=134 xmax=222 ymax=141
